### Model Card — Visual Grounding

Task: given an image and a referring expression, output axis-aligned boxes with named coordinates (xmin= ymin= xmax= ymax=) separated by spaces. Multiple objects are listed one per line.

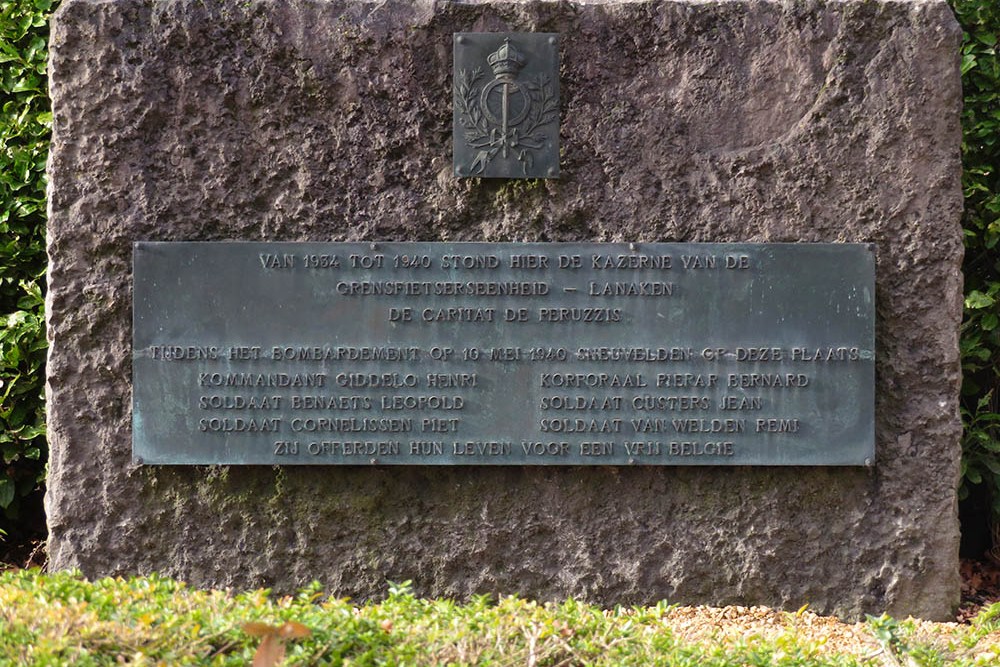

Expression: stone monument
xmin=46 ymin=0 xmax=964 ymax=619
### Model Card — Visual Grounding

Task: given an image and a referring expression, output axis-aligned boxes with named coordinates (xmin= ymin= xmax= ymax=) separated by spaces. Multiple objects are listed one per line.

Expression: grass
xmin=1 ymin=570 xmax=1000 ymax=666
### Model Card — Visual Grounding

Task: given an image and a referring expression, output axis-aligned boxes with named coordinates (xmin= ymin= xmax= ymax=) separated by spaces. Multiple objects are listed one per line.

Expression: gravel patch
xmin=663 ymin=605 xmax=882 ymax=656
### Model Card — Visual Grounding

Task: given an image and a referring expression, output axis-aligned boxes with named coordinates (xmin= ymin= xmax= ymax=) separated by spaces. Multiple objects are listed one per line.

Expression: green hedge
xmin=953 ymin=0 xmax=1000 ymax=515
xmin=0 ymin=0 xmax=51 ymax=528
xmin=1 ymin=1 xmax=999 ymax=536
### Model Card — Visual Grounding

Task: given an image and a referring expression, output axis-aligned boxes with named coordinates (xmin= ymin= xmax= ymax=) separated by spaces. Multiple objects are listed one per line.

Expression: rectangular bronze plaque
xmin=133 ymin=242 xmax=875 ymax=466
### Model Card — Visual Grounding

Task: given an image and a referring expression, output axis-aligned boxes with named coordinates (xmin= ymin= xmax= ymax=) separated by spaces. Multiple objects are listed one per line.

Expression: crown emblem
xmin=486 ymin=39 xmax=525 ymax=82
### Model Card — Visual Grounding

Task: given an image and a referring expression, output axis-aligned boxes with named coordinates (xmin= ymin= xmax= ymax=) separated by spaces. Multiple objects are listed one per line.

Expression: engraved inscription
xmin=133 ymin=242 xmax=875 ymax=465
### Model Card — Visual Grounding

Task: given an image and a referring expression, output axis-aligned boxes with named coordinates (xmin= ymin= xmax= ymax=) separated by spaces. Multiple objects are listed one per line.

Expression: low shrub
xmin=1 ymin=0 xmax=999 ymax=555
xmin=5 ymin=570 xmax=991 ymax=666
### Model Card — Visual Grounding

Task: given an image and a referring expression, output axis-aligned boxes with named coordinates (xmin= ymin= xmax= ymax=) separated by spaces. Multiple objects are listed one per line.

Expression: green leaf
xmin=968 ymin=467 xmax=984 ymax=485
xmin=975 ymin=31 xmax=999 ymax=47
xmin=963 ymin=53 xmax=979 ymax=74
xmin=966 ymin=290 xmax=996 ymax=309
xmin=0 ymin=478 xmax=14 ymax=509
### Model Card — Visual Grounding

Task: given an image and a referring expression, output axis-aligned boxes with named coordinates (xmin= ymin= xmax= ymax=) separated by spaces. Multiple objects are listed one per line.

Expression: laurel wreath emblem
xmin=455 ymin=67 xmax=559 ymax=176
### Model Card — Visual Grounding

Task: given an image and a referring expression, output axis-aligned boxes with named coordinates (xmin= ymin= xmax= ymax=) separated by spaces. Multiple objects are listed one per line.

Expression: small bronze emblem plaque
xmin=453 ymin=32 xmax=559 ymax=179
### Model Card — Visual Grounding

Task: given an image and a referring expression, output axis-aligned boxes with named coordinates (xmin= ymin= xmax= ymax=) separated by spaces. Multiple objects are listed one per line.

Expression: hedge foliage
xmin=0 ymin=0 xmax=51 ymax=529
xmin=953 ymin=0 xmax=1000 ymax=514
xmin=0 ymin=1 xmax=999 ymax=534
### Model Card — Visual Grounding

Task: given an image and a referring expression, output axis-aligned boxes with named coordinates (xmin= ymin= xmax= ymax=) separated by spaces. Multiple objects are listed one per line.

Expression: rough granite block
xmin=46 ymin=0 xmax=964 ymax=619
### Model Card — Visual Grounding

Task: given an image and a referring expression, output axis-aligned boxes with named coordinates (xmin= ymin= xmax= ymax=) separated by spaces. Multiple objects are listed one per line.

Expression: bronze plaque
xmin=133 ymin=242 xmax=875 ymax=466
xmin=453 ymin=33 xmax=559 ymax=179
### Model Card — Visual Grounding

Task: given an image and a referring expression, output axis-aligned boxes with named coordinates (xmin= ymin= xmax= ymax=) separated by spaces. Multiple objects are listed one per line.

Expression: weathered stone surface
xmin=46 ymin=0 xmax=963 ymax=619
